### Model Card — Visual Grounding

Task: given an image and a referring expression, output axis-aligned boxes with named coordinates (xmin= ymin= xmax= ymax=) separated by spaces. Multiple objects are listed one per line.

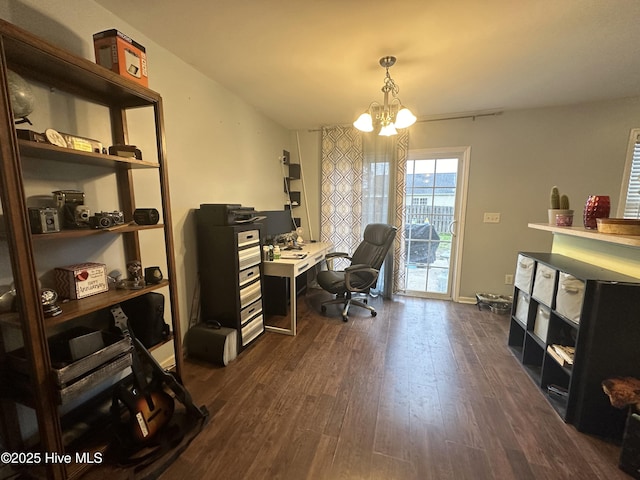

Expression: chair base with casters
xmin=320 ymin=291 xmax=377 ymax=322
xmin=317 ymin=223 xmax=397 ymax=322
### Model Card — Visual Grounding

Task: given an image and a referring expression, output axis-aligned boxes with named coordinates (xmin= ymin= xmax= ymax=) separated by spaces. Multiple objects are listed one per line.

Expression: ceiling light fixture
xmin=353 ymin=56 xmax=416 ymax=136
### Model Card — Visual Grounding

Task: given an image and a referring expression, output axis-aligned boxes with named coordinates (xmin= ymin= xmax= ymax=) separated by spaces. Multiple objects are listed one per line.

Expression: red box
xmin=93 ymin=29 xmax=148 ymax=87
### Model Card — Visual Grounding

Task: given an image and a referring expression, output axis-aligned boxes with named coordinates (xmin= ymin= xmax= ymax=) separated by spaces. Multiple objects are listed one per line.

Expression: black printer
xmin=199 ymin=204 xmax=260 ymax=225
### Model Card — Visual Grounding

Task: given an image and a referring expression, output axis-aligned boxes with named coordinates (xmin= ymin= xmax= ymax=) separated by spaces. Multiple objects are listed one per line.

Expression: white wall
xmin=296 ymin=96 xmax=640 ymax=300
xmin=0 ymin=0 xmax=291 ymax=362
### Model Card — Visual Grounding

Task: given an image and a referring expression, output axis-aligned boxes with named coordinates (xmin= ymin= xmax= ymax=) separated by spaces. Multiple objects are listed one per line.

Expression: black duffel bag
xmin=120 ymin=292 xmax=170 ymax=348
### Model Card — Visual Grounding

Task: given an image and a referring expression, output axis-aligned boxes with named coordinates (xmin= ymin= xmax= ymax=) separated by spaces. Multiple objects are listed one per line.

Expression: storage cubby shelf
xmin=508 ymin=251 xmax=640 ymax=439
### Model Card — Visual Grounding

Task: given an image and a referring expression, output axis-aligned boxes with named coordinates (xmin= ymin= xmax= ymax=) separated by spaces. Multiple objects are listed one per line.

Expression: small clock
xmin=44 ymin=128 xmax=67 ymax=148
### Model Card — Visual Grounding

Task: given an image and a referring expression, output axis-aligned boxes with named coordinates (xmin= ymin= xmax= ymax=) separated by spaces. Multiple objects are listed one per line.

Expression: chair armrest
xmin=344 ymin=264 xmax=379 ymax=292
xmin=325 ymin=252 xmax=351 ymax=270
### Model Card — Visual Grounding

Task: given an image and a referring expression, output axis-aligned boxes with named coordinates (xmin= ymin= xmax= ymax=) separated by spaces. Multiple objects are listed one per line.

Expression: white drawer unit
xmin=197 ymin=218 xmax=266 ymax=352
xmin=514 ymin=254 xmax=535 ymax=293
xmin=555 ymin=272 xmax=585 ymax=324
xmin=532 ymin=263 xmax=556 ymax=306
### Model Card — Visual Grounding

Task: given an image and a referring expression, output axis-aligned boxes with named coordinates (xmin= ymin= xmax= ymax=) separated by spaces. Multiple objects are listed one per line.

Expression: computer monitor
xmin=261 ymin=210 xmax=295 ymax=243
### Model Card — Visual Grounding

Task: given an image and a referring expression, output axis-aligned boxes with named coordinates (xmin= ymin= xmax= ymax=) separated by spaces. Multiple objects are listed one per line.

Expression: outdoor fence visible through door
xmin=402 ymin=148 xmax=468 ymax=299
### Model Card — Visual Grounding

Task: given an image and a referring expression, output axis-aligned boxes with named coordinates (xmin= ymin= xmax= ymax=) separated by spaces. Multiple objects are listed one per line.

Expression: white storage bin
xmin=514 ymin=254 xmax=535 ymax=293
xmin=533 ymin=305 xmax=551 ymax=342
xmin=555 ymin=272 xmax=585 ymax=324
xmin=532 ymin=264 xmax=556 ymax=306
xmin=515 ymin=290 xmax=530 ymax=325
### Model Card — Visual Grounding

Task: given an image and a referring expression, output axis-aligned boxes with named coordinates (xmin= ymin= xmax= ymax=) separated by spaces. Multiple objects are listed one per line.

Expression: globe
xmin=7 ymin=69 xmax=35 ymax=119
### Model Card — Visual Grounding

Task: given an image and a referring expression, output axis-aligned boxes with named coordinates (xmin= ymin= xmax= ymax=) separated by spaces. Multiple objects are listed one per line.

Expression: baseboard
xmin=457 ymin=296 xmax=477 ymax=304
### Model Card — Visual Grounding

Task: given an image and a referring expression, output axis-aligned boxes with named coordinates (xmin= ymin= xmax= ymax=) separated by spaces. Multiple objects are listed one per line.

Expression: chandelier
xmin=353 ymin=56 xmax=416 ymax=136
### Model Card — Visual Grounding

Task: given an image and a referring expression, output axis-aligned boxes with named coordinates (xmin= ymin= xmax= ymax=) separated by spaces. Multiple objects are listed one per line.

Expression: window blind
xmin=622 ymin=132 xmax=640 ymax=219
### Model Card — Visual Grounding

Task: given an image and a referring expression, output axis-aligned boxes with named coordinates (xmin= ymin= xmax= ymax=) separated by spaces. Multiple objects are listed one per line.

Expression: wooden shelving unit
xmin=0 ymin=19 xmax=182 ymax=479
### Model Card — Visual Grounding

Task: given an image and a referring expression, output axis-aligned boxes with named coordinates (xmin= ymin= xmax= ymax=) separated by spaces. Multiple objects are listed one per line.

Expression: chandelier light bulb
xmin=395 ymin=107 xmax=417 ymax=129
xmin=353 ymin=112 xmax=374 ymax=132
xmin=379 ymin=123 xmax=398 ymax=136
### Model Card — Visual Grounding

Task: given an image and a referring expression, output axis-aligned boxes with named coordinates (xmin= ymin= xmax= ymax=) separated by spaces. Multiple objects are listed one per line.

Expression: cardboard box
xmin=93 ymin=29 xmax=148 ymax=87
xmin=54 ymin=262 xmax=108 ymax=300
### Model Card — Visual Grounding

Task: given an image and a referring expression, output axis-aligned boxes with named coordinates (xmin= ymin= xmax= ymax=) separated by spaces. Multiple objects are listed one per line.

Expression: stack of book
xmin=546 ymin=344 xmax=575 ymax=367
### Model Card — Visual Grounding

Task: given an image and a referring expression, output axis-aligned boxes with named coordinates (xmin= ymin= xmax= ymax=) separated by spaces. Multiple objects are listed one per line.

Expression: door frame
xmin=405 ymin=146 xmax=470 ymax=301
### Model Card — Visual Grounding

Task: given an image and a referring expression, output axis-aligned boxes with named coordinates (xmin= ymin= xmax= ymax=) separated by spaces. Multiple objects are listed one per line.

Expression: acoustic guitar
xmin=111 ymin=305 xmax=175 ymax=443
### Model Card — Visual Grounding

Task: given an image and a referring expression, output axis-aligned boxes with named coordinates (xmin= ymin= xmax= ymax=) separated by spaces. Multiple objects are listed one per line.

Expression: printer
xmin=199 ymin=204 xmax=261 ymax=225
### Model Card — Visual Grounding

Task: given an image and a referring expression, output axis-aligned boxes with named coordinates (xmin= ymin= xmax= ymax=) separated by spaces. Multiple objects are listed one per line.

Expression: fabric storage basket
xmin=515 ymin=290 xmax=530 ymax=325
xmin=555 ymin=272 xmax=585 ymax=324
xmin=532 ymin=263 xmax=556 ymax=306
xmin=533 ymin=305 xmax=551 ymax=342
xmin=514 ymin=254 xmax=535 ymax=293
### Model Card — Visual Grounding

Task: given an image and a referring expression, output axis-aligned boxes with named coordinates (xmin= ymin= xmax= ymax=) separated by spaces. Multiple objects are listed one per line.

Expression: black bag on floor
xmin=120 ymin=292 xmax=170 ymax=348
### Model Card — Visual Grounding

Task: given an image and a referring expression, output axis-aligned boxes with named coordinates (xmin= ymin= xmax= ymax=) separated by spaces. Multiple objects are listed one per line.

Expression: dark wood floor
xmin=155 ymin=288 xmax=629 ymax=480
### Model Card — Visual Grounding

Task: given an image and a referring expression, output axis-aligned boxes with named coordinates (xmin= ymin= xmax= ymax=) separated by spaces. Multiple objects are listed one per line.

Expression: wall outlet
xmin=483 ymin=212 xmax=501 ymax=223
xmin=505 ymin=274 xmax=514 ymax=285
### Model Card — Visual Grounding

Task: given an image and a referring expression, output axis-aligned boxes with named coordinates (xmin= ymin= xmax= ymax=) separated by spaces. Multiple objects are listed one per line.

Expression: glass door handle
xmin=449 ymin=220 xmax=457 ymax=236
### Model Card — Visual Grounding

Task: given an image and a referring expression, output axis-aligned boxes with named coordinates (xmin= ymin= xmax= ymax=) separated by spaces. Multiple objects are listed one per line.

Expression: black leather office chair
xmin=318 ymin=223 xmax=397 ymax=322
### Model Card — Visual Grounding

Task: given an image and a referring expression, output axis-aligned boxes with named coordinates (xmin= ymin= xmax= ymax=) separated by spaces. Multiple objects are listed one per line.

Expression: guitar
xmin=111 ymin=304 xmax=209 ymax=444
xmin=111 ymin=305 xmax=175 ymax=443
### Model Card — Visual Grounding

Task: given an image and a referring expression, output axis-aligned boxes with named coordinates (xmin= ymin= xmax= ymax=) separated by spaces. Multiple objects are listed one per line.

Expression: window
xmin=618 ymin=129 xmax=640 ymax=218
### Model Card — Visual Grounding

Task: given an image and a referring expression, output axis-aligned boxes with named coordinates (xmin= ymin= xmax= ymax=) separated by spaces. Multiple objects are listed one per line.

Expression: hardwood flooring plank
xmin=80 ymin=292 xmax=627 ymax=480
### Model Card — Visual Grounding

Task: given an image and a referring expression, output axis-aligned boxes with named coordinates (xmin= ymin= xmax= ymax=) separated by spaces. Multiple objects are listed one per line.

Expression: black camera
xmin=88 ymin=211 xmax=125 ymax=229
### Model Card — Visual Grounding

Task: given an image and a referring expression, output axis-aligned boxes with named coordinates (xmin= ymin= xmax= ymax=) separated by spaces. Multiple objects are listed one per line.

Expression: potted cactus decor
xmin=548 ymin=186 xmax=574 ymax=226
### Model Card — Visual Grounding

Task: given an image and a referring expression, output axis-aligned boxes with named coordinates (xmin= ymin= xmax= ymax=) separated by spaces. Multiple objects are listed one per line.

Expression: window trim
xmin=617 ymin=128 xmax=640 ymax=218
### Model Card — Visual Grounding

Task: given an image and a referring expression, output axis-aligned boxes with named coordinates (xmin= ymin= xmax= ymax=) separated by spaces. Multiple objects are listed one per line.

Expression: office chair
xmin=318 ymin=223 xmax=397 ymax=322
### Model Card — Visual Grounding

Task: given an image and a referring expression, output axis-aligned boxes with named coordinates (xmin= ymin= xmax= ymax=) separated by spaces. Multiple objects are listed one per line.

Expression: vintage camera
xmin=28 ymin=207 xmax=60 ymax=234
xmin=88 ymin=211 xmax=125 ymax=229
xmin=74 ymin=206 xmax=91 ymax=226
xmin=52 ymin=190 xmax=85 ymax=228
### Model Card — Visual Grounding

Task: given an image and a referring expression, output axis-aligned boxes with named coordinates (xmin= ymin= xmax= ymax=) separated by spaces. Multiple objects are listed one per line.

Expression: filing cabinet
xmin=196 ymin=219 xmax=265 ymax=352
xmin=508 ymin=252 xmax=640 ymax=439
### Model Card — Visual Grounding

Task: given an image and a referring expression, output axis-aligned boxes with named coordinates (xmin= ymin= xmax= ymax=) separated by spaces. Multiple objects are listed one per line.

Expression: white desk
xmin=262 ymin=241 xmax=331 ymax=335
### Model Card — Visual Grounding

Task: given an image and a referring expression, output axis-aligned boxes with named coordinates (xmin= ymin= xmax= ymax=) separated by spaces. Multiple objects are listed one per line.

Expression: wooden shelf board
xmin=1 ymin=282 xmax=171 ymax=328
xmin=19 ymin=140 xmax=160 ymax=169
xmin=32 ymin=223 xmax=163 ymax=240
xmin=47 ymin=281 xmax=171 ymax=327
xmin=528 ymin=223 xmax=640 ymax=248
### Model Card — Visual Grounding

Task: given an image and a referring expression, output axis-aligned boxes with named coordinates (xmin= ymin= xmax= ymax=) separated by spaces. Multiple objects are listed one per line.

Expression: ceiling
xmin=94 ymin=0 xmax=640 ymax=130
